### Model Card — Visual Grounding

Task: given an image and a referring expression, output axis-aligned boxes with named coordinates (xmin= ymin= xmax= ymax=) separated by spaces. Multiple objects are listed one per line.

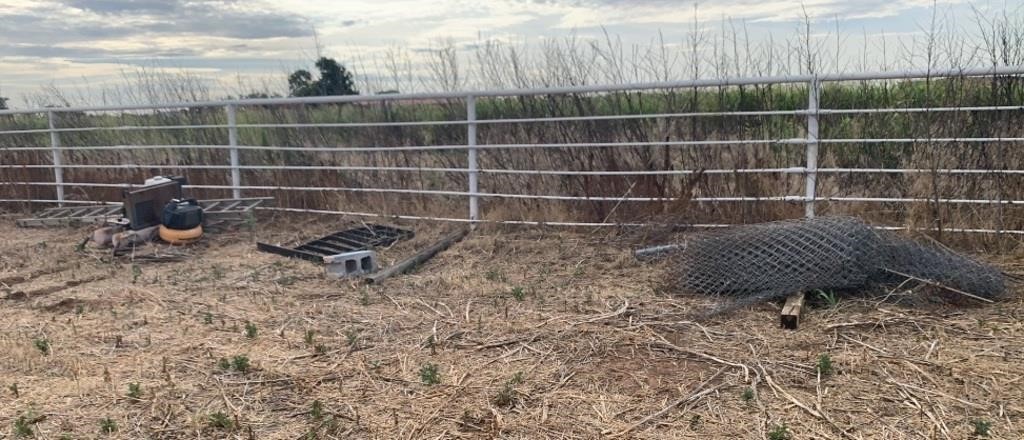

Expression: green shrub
xmin=419 ymin=363 xmax=441 ymax=385
xmin=767 ymin=423 xmax=791 ymax=440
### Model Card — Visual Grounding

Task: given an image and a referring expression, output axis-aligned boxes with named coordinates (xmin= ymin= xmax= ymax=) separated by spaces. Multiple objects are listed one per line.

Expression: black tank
xmin=161 ymin=199 xmax=203 ymax=230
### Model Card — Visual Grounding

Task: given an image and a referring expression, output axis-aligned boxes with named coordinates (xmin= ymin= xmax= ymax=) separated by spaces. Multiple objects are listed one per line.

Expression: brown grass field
xmin=0 ymin=214 xmax=1022 ymax=439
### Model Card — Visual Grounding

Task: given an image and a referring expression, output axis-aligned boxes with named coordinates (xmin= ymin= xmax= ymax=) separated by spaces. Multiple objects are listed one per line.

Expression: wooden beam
xmin=364 ymin=228 xmax=469 ymax=285
xmin=781 ymin=291 xmax=806 ymax=330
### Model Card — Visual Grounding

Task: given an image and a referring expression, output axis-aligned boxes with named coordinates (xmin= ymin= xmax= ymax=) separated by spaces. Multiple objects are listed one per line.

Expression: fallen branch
xmin=650 ymin=333 xmax=750 ymax=382
xmin=570 ymin=298 xmax=629 ymax=326
xmin=609 ymin=368 xmax=726 ymax=437
xmin=883 ymin=268 xmax=994 ymax=303
xmin=759 ymin=363 xmax=855 ymax=439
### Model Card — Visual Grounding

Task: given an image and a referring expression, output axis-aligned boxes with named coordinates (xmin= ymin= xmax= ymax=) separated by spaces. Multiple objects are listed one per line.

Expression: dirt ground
xmin=0 ymin=214 xmax=1022 ymax=439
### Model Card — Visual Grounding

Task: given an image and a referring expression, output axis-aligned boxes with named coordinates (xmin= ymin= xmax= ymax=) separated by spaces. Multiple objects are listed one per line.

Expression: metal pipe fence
xmin=2 ymin=66 xmax=1024 ymax=233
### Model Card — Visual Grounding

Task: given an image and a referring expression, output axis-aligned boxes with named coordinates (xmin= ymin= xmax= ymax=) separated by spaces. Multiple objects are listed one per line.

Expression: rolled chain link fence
xmin=663 ymin=217 xmax=1005 ymax=310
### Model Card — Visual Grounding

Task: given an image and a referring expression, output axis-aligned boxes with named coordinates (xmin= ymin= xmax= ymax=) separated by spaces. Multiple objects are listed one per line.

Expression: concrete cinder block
xmin=91 ymin=225 xmax=125 ymax=248
xmin=112 ymin=225 xmax=160 ymax=250
xmin=324 ymin=250 xmax=378 ymax=279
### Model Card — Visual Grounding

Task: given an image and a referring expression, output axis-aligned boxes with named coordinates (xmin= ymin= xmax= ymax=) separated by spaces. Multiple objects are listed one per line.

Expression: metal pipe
xmin=0 ymin=139 xmax=786 ymax=152
xmin=3 ymin=66 xmax=1023 ymax=115
xmin=10 ymin=136 xmax=1024 ymax=153
xmin=0 ymin=199 xmax=122 ymax=205
xmin=634 ymin=243 xmax=686 ymax=260
xmin=226 ymin=104 xmax=241 ymax=199
xmin=10 ymin=181 xmax=1024 ymax=205
xmin=8 ymin=104 xmax=1024 ymax=136
xmin=467 ymin=95 xmax=479 ymax=223
xmin=3 ymin=199 xmax=1020 ymax=235
xmin=815 ymin=137 xmax=1024 ymax=143
xmin=47 ymin=111 xmax=64 ymax=205
xmin=9 ymin=164 xmax=1024 ymax=176
xmin=804 ymin=79 xmax=820 ymax=218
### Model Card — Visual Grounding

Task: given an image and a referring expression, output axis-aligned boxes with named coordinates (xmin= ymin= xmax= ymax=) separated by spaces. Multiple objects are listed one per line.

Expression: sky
xmin=0 ymin=0 xmax=1013 ymax=108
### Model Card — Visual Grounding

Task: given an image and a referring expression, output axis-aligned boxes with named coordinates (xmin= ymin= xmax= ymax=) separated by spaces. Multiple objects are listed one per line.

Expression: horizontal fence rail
xmin=3 ymin=66 xmax=1024 ymax=235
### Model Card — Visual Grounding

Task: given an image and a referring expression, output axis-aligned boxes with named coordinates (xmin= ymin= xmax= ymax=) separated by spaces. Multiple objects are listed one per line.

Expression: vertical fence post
xmin=466 ymin=95 xmax=479 ymax=224
xmin=804 ymin=78 xmax=820 ymax=218
xmin=47 ymin=110 xmax=64 ymax=206
xmin=226 ymin=104 xmax=241 ymax=199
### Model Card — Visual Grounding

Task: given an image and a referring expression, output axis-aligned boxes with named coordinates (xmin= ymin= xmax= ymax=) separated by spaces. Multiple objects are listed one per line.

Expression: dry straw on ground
xmin=0 ymin=214 xmax=1022 ymax=439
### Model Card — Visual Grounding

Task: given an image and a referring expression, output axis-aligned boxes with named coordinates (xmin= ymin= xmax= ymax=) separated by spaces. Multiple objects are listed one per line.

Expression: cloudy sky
xmin=0 ymin=0 xmax=1008 ymax=107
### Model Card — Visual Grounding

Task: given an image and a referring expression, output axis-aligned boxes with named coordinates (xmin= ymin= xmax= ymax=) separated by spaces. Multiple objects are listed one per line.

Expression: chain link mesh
xmin=669 ymin=216 xmax=1005 ymax=302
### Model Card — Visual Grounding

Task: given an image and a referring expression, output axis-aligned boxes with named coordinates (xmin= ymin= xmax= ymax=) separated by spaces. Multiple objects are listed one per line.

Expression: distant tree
xmin=288 ymin=57 xmax=358 ymax=97
xmin=241 ymin=91 xmax=282 ymax=99
xmin=0 ymin=96 xmax=8 ymax=110
xmin=288 ymin=70 xmax=314 ymax=96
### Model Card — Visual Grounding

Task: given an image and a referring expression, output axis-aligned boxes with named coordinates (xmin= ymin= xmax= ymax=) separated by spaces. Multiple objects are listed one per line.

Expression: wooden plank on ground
xmin=781 ymin=291 xmax=806 ymax=330
xmin=364 ymin=229 xmax=469 ymax=284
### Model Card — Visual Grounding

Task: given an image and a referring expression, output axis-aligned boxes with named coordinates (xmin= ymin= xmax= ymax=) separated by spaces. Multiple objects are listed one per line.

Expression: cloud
xmin=0 ymin=0 xmax=984 ymax=104
xmin=0 ymin=0 xmax=313 ymax=46
xmin=61 ymin=0 xmax=178 ymax=14
xmin=506 ymin=0 xmax=964 ymax=27
xmin=0 ymin=43 xmax=202 ymax=59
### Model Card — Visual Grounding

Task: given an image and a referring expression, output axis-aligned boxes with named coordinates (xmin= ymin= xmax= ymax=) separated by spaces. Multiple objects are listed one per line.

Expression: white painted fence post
xmin=466 ymin=95 xmax=479 ymax=224
xmin=226 ymin=104 xmax=241 ymax=199
xmin=805 ymin=78 xmax=821 ymax=218
xmin=47 ymin=110 xmax=64 ymax=206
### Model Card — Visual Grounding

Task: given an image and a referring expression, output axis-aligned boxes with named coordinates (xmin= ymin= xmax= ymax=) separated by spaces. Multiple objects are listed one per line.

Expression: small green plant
xmin=509 ymin=372 xmax=524 ymax=385
xmin=218 ymin=358 xmax=231 ymax=370
xmin=231 ymin=355 xmax=250 ymax=373
xmin=345 ymin=329 xmax=359 ymax=348
xmin=245 ymin=322 xmax=258 ymax=339
xmin=493 ymin=375 xmax=523 ymax=408
xmin=203 ymin=312 xmax=213 ymax=324
xmin=127 ymin=382 xmax=142 ymax=399
xmin=689 ymin=414 xmax=702 ymax=430
xmin=208 ymin=411 xmax=233 ymax=430
xmin=314 ymin=344 xmax=328 ymax=355
xmin=310 ymin=399 xmax=324 ymax=419
xmin=741 ymin=387 xmax=755 ymax=402
xmin=99 ymin=417 xmax=117 ymax=434
xmin=9 ymin=383 xmax=18 ymax=397
xmin=34 ymin=338 xmax=50 ymax=355
xmin=816 ymin=353 xmax=834 ymax=376
xmin=493 ymin=383 xmax=517 ymax=407
xmin=419 ymin=363 xmax=441 ymax=385
xmin=484 ymin=270 xmax=505 ymax=282
xmin=274 ymin=275 xmax=297 ymax=286
xmin=359 ymin=289 xmax=370 ymax=306
xmin=971 ymin=419 xmax=992 ymax=437
xmin=767 ymin=423 xmax=791 ymax=440
xmin=131 ymin=265 xmax=142 ymax=284
xmin=510 ymin=287 xmax=526 ymax=301
xmin=815 ymin=289 xmax=839 ymax=308
xmin=304 ymin=329 xmax=315 ymax=345
xmin=13 ymin=416 xmax=33 ymax=438
xmin=210 ymin=264 xmax=226 ymax=281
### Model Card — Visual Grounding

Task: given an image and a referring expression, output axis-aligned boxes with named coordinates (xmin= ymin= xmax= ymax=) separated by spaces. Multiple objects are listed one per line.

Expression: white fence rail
xmin=2 ymin=66 xmax=1024 ymax=233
